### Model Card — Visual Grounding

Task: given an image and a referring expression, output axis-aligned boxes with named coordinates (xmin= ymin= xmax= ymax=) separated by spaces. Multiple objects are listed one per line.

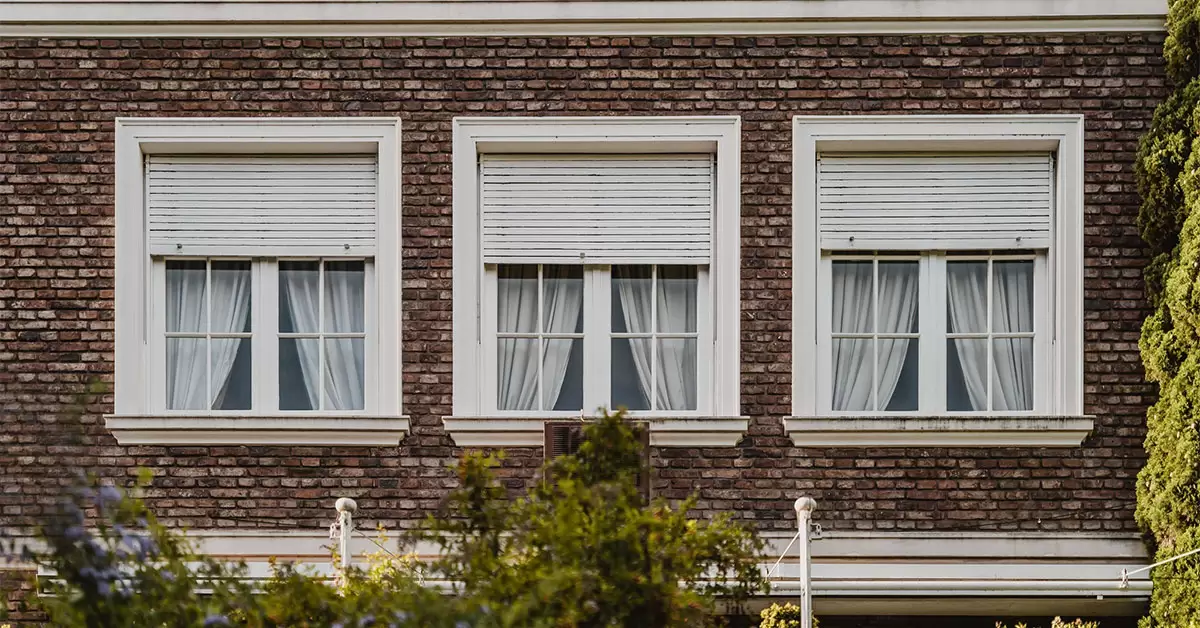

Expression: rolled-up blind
xmin=480 ymin=154 xmax=714 ymax=264
xmin=817 ymin=153 xmax=1054 ymax=250
xmin=146 ymin=154 xmax=378 ymax=256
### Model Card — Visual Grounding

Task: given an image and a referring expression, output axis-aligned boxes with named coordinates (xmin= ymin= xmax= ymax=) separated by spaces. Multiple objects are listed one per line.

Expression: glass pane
xmin=497 ymin=265 xmax=538 ymax=334
xmin=497 ymin=338 xmax=538 ymax=411
xmin=611 ymin=338 xmax=650 ymax=411
xmin=210 ymin=261 xmax=252 ymax=334
xmin=831 ymin=338 xmax=872 ymax=411
xmin=992 ymin=337 xmax=1034 ymax=411
xmin=612 ymin=266 xmax=653 ymax=334
xmin=211 ymin=337 xmax=251 ymax=411
xmin=166 ymin=337 xmax=207 ymax=410
xmin=656 ymin=338 xmax=697 ymax=411
xmin=543 ymin=339 xmax=583 ymax=411
xmin=947 ymin=338 xmax=988 ymax=411
xmin=279 ymin=261 xmax=320 ymax=334
xmin=881 ymin=338 xmax=918 ymax=412
xmin=279 ymin=338 xmax=319 ymax=411
xmin=324 ymin=338 xmax=365 ymax=411
xmin=657 ymin=266 xmax=698 ymax=333
xmin=166 ymin=260 xmax=206 ymax=333
xmin=324 ymin=261 xmax=365 ymax=334
xmin=832 ymin=261 xmax=873 ymax=333
xmin=542 ymin=265 xmax=584 ymax=334
xmin=878 ymin=261 xmax=918 ymax=333
xmin=946 ymin=262 xmax=987 ymax=334
xmin=993 ymin=261 xmax=1034 ymax=333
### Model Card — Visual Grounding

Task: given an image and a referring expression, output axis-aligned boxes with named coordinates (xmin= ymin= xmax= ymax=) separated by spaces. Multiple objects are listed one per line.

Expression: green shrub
xmin=758 ymin=602 xmax=816 ymax=628
xmin=995 ymin=620 xmax=1098 ymax=628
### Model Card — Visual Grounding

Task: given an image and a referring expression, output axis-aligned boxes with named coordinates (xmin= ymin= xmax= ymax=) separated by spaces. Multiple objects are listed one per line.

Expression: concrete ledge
xmin=443 ymin=416 xmax=748 ymax=447
xmin=785 ymin=416 xmax=1095 ymax=447
xmin=104 ymin=415 xmax=410 ymax=446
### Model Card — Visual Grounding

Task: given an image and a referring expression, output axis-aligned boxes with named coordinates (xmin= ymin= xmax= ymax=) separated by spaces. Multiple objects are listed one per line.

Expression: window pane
xmin=543 ymin=265 xmax=583 ymax=334
xmin=498 ymin=265 xmax=538 ymax=334
xmin=279 ymin=338 xmax=319 ymax=411
xmin=656 ymin=338 xmax=697 ymax=411
xmin=832 ymin=261 xmax=873 ymax=333
xmin=211 ymin=261 xmax=252 ymax=334
xmin=947 ymin=338 xmax=988 ymax=411
xmin=280 ymin=261 xmax=320 ymax=334
xmin=831 ymin=338 xmax=872 ymax=411
xmin=166 ymin=260 xmax=206 ymax=333
xmin=211 ymin=337 xmax=251 ymax=411
xmin=543 ymin=338 xmax=582 ymax=411
xmin=611 ymin=337 xmax=650 ymax=411
xmin=166 ymin=337 xmax=207 ymax=410
xmin=657 ymin=266 xmax=698 ymax=334
xmin=881 ymin=338 xmax=918 ymax=412
xmin=946 ymin=262 xmax=987 ymax=334
xmin=993 ymin=261 xmax=1034 ymax=333
xmin=497 ymin=338 xmax=538 ymax=411
xmin=992 ymin=337 xmax=1033 ymax=411
xmin=878 ymin=261 xmax=918 ymax=333
xmin=324 ymin=338 xmax=365 ymax=411
xmin=324 ymin=261 xmax=365 ymax=334
xmin=612 ymin=266 xmax=653 ymax=334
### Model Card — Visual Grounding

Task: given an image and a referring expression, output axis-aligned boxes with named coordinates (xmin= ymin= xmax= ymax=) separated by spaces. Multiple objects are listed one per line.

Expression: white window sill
xmin=784 ymin=415 xmax=1094 ymax=448
xmin=442 ymin=416 xmax=749 ymax=448
xmin=104 ymin=415 xmax=410 ymax=446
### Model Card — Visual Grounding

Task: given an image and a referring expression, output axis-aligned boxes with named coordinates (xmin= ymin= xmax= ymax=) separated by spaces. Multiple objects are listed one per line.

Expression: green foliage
xmin=757 ymin=602 xmax=816 ymax=628
xmin=1137 ymin=1 xmax=1200 ymax=626
xmin=994 ymin=619 xmax=1098 ymax=628
xmin=2 ymin=410 xmax=764 ymax=627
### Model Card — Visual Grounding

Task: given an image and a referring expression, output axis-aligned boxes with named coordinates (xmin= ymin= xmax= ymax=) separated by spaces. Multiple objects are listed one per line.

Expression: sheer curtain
xmin=876 ymin=263 xmax=918 ymax=410
xmin=831 ymin=262 xmax=917 ymax=412
xmin=498 ymin=266 xmax=539 ymax=410
xmin=324 ymin=263 xmax=366 ymax=411
xmin=947 ymin=263 xmax=989 ymax=411
xmin=282 ymin=266 xmax=321 ymax=410
xmin=540 ymin=266 xmax=583 ymax=410
xmin=208 ymin=263 xmax=251 ymax=409
xmin=615 ymin=266 xmax=655 ymax=409
xmin=993 ymin=262 xmax=1034 ymax=411
xmin=655 ymin=268 xmax=697 ymax=410
xmin=166 ymin=263 xmax=208 ymax=410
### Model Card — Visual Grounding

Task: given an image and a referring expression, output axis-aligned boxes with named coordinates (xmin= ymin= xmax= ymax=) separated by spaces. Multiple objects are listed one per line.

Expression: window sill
xmin=442 ymin=416 xmax=749 ymax=448
xmin=103 ymin=414 xmax=410 ymax=446
xmin=784 ymin=415 xmax=1094 ymax=448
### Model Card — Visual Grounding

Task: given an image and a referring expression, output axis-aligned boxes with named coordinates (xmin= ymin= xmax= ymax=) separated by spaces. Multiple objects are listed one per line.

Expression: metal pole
xmin=794 ymin=497 xmax=817 ymax=628
xmin=335 ymin=497 xmax=358 ymax=570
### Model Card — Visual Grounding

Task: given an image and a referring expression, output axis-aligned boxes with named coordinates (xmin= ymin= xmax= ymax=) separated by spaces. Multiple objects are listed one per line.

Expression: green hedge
xmin=1136 ymin=1 xmax=1200 ymax=626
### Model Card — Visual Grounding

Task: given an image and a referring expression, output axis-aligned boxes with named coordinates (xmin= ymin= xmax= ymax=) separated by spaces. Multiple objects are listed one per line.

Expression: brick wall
xmin=0 ymin=33 xmax=1166 ymax=535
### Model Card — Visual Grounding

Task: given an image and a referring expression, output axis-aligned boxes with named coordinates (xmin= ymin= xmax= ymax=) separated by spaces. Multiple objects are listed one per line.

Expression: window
xmin=110 ymin=118 xmax=405 ymax=446
xmin=790 ymin=116 xmax=1090 ymax=447
xmin=449 ymin=117 xmax=744 ymax=447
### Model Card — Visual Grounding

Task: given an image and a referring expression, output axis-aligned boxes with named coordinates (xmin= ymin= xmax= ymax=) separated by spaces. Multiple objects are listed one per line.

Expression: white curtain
xmin=947 ymin=264 xmax=989 ymax=411
xmin=655 ymin=269 xmax=697 ymax=410
xmin=282 ymin=266 xmax=321 ymax=410
xmin=615 ymin=266 xmax=655 ymax=409
xmin=166 ymin=264 xmax=208 ymax=410
xmin=208 ymin=264 xmax=252 ymax=409
xmin=831 ymin=263 xmax=874 ymax=411
xmin=992 ymin=263 xmax=1034 ymax=411
xmin=540 ymin=266 xmax=584 ymax=410
xmin=324 ymin=265 xmax=366 ymax=411
xmin=876 ymin=263 xmax=918 ymax=410
xmin=497 ymin=266 xmax=540 ymax=410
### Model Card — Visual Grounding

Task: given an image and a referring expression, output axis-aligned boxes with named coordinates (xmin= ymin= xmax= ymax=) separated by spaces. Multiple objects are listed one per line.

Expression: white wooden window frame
xmin=108 ymin=118 xmax=407 ymax=446
xmin=448 ymin=116 xmax=745 ymax=448
xmin=790 ymin=115 xmax=1093 ymax=448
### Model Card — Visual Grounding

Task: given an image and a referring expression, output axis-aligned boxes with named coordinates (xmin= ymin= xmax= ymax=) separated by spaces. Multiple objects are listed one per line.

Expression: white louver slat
xmin=480 ymin=154 xmax=714 ymax=264
xmin=817 ymin=154 xmax=1054 ymax=250
xmin=146 ymin=155 xmax=378 ymax=256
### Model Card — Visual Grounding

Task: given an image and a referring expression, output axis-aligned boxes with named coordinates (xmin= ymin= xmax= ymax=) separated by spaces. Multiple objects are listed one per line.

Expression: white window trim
xmin=789 ymin=115 xmax=1091 ymax=448
xmin=108 ymin=117 xmax=407 ymax=446
xmin=448 ymin=116 xmax=745 ymax=448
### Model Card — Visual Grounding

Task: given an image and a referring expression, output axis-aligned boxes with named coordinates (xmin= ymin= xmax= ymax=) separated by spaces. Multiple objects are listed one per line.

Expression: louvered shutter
xmin=817 ymin=154 xmax=1054 ymax=250
xmin=480 ymin=154 xmax=714 ymax=264
xmin=146 ymin=155 xmax=378 ymax=256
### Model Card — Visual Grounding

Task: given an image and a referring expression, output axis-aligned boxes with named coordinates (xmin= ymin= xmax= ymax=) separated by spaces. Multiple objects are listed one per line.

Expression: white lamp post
xmin=334 ymin=497 xmax=358 ymax=570
xmin=794 ymin=497 xmax=818 ymax=628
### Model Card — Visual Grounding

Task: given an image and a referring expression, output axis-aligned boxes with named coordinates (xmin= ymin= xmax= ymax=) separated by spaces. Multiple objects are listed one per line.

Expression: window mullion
xmin=259 ymin=260 xmax=278 ymax=413
xmin=924 ymin=254 xmax=947 ymax=414
xmin=536 ymin=264 xmax=544 ymax=411
xmin=204 ymin=260 xmax=213 ymax=410
xmin=586 ymin=266 xmax=611 ymax=414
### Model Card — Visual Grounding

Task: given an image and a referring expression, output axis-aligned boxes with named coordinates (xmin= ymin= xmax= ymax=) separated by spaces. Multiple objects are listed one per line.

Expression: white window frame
xmin=108 ymin=118 xmax=407 ymax=446
xmin=448 ymin=116 xmax=745 ymax=448
xmin=790 ymin=115 xmax=1093 ymax=448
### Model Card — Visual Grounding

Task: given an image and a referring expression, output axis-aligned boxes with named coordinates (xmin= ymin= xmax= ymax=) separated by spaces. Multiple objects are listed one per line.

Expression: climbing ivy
xmin=1136 ymin=2 xmax=1200 ymax=626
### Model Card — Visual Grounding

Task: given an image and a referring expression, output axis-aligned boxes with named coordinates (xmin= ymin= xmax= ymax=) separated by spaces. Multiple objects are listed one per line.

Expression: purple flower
xmin=85 ymin=538 xmax=108 ymax=558
xmin=97 ymin=485 xmax=122 ymax=508
xmin=63 ymin=525 xmax=85 ymax=542
xmin=359 ymin=616 xmax=376 ymax=627
xmin=203 ymin=615 xmax=230 ymax=627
